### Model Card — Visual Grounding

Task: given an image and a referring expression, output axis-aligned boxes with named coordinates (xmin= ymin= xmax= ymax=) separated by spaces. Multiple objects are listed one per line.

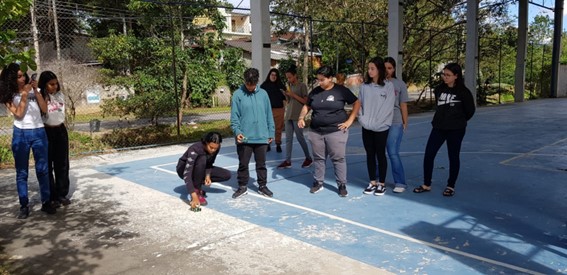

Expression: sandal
xmin=443 ymin=187 xmax=455 ymax=197
xmin=413 ymin=185 xmax=431 ymax=193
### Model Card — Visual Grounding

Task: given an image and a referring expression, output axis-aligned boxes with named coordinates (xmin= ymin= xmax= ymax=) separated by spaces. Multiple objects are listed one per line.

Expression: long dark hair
xmin=364 ymin=57 xmax=386 ymax=86
xmin=384 ymin=56 xmax=397 ymax=79
xmin=0 ymin=63 xmax=22 ymax=104
xmin=38 ymin=71 xmax=61 ymax=99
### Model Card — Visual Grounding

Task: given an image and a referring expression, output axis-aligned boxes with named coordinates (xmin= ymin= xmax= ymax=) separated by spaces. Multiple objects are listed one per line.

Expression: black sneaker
xmin=17 ymin=206 xmax=29 ymax=219
xmin=310 ymin=182 xmax=324 ymax=193
xmin=232 ymin=186 xmax=248 ymax=199
xmin=258 ymin=185 xmax=273 ymax=197
xmin=59 ymin=197 xmax=71 ymax=206
xmin=41 ymin=202 xmax=57 ymax=214
xmin=363 ymin=183 xmax=377 ymax=195
xmin=51 ymin=200 xmax=61 ymax=209
xmin=374 ymin=184 xmax=386 ymax=196
xmin=338 ymin=184 xmax=348 ymax=197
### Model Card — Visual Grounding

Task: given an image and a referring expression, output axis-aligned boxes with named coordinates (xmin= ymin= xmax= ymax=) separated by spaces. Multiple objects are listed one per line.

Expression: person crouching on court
xmin=177 ymin=132 xmax=231 ymax=209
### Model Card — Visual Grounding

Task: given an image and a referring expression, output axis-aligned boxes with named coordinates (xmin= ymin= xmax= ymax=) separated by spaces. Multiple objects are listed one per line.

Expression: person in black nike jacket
xmin=414 ymin=63 xmax=475 ymax=196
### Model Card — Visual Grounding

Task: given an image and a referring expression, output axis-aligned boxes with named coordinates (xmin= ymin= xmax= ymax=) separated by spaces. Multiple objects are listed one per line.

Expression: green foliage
xmin=68 ymin=131 xmax=105 ymax=154
xmin=0 ymin=119 xmax=233 ymax=166
xmin=89 ymin=1 xmax=232 ymax=115
xmin=0 ymin=143 xmax=13 ymax=165
xmin=100 ymin=120 xmax=232 ymax=148
xmin=185 ymin=49 xmax=223 ymax=107
xmin=271 ymin=1 xmax=388 ymax=76
xmin=100 ymin=68 xmax=177 ymax=124
xmin=220 ymin=47 xmax=246 ymax=92
xmin=561 ymin=32 xmax=567 ymax=64
xmin=88 ymin=33 xmax=135 ymax=74
xmin=0 ymin=0 xmax=36 ymax=70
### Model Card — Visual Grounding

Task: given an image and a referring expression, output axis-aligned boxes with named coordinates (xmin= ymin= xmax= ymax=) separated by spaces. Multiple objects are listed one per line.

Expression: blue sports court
xmin=96 ymin=98 xmax=567 ymax=274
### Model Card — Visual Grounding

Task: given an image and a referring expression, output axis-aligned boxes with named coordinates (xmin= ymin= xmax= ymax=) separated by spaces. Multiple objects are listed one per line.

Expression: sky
xmin=226 ymin=0 xmax=249 ymax=9
xmin=226 ymin=0 xmax=567 ymax=31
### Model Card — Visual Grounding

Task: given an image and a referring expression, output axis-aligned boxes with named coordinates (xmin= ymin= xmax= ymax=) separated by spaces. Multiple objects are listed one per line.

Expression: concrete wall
xmin=558 ymin=64 xmax=567 ymax=97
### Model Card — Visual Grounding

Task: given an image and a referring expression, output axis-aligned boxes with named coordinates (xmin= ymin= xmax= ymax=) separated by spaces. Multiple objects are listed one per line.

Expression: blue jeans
xmin=387 ymin=124 xmax=406 ymax=187
xmin=12 ymin=126 xmax=50 ymax=207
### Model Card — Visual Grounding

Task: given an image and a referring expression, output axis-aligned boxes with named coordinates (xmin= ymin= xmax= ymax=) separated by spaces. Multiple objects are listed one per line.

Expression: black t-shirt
xmin=260 ymin=81 xmax=286 ymax=108
xmin=307 ymin=85 xmax=358 ymax=133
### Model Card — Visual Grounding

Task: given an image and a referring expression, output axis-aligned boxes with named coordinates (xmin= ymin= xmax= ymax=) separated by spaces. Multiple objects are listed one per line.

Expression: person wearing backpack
xmin=176 ymin=132 xmax=231 ymax=210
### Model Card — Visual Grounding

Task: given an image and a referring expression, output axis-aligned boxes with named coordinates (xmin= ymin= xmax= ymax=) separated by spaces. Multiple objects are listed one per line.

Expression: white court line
xmin=500 ymin=137 xmax=567 ymax=165
xmin=149 ymin=164 xmax=543 ymax=275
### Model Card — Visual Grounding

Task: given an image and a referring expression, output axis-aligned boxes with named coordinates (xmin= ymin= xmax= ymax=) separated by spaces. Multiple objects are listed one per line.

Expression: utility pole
xmin=30 ymin=0 xmax=41 ymax=71
xmin=51 ymin=0 xmax=61 ymax=60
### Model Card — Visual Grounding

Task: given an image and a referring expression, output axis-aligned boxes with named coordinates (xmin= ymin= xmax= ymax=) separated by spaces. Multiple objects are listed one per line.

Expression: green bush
xmin=100 ymin=120 xmax=232 ymax=149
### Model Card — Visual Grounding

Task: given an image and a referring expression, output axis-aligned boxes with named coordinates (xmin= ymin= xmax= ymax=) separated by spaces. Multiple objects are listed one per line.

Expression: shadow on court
xmin=92 ymin=98 xmax=567 ymax=274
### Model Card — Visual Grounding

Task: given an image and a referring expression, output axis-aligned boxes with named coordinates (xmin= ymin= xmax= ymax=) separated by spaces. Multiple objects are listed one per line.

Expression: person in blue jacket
xmin=230 ymin=68 xmax=275 ymax=199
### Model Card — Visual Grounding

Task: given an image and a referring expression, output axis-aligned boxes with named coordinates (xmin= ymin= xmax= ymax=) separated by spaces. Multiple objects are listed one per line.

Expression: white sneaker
xmin=393 ymin=186 xmax=406 ymax=193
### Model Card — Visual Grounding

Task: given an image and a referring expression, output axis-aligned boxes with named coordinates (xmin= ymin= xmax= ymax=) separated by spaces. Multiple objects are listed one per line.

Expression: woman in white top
xmin=39 ymin=71 xmax=71 ymax=207
xmin=0 ymin=63 xmax=56 ymax=219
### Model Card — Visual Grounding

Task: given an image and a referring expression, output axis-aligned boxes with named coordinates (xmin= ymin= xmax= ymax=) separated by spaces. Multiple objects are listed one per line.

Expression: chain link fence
xmin=0 ymin=1 xmax=555 ymax=166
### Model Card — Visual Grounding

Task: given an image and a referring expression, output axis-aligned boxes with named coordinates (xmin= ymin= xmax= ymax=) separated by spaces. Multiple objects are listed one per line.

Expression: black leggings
xmin=362 ymin=128 xmax=389 ymax=183
xmin=423 ymin=128 xmax=466 ymax=188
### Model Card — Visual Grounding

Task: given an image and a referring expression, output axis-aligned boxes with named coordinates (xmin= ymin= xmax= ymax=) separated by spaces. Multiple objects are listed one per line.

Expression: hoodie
xmin=176 ymin=142 xmax=219 ymax=194
xmin=431 ymin=84 xmax=476 ymax=130
xmin=230 ymin=84 xmax=275 ymax=144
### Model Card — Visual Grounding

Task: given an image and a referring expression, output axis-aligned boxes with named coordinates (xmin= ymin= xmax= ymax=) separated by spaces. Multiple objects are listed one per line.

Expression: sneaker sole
xmin=232 ymin=191 xmax=248 ymax=199
xmin=374 ymin=191 xmax=386 ymax=196
xmin=392 ymin=189 xmax=406 ymax=193
xmin=339 ymin=193 xmax=348 ymax=197
xmin=277 ymin=166 xmax=292 ymax=169
xmin=363 ymin=190 xmax=375 ymax=195
xmin=258 ymin=190 xmax=273 ymax=198
xmin=310 ymin=186 xmax=324 ymax=194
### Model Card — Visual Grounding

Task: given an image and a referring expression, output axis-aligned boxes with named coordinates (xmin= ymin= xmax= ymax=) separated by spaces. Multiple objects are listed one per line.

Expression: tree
xmin=0 ymin=0 xmax=36 ymax=70
xmin=220 ymin=47 xmax=246 ymax=92
xmin=89 ymin=0 xmax=230 ymax=126
xmin=46 ymin=60 xmax=100 ymax=129
xmin=271 ymin=0 xmax=512 ymax=87
xmin=561 ymin=31 xmax=567 ymax=64
xmin=271 ymin=0 xmax=389 ymax=81
xmin=527 ymin=14 xmax=554 ymax=98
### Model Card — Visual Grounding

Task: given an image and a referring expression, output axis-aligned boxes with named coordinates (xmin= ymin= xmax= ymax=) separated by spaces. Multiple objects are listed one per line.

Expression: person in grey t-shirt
xmin=383 ymin=57 xmax=410 ymax=193
xmin=358 ymin=57 xmax=395 ymax=196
